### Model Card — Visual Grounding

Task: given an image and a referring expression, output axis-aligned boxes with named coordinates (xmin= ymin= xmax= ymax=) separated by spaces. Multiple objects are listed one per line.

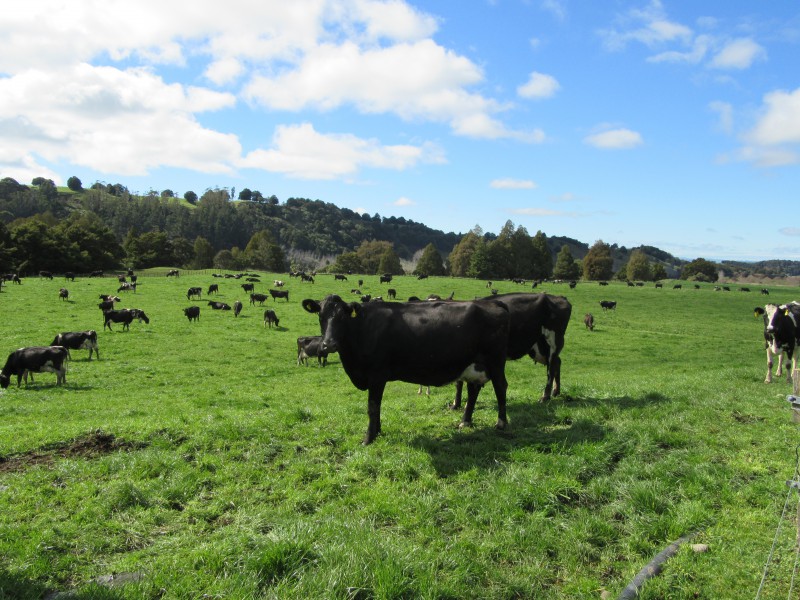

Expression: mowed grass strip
xmin=0 ymin=272 xmax=798 ymax=599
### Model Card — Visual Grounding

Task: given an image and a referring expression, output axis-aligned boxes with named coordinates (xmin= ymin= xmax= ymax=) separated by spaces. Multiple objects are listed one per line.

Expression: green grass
xmin=0 ymin=273 xmax=798 ymax=599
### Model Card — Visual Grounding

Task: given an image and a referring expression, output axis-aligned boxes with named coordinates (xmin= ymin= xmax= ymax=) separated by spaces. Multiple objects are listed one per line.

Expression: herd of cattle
xmin=2 ymin=271 xmax=799 ymax=445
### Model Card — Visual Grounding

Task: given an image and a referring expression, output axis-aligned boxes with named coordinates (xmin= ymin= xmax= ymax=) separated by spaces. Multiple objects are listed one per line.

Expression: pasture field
xmin=0 ymin=272 xmax=798 ymax=599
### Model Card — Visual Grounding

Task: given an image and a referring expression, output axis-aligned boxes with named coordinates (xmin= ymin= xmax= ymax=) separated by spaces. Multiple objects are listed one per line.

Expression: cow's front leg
xmin=363 ymin=382 xmax=386 ymax=445
xmin=451 ymin=380 xmax=464 ymax=410
xmin=491 ymin=370 xmax=509 ymax=430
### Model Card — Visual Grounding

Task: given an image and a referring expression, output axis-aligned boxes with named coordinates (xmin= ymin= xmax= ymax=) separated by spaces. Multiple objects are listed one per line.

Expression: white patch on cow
xmin=459 ymin=363 xmax=489 ymax=385
xmin=531 ymin=326 xmax=556 ymax=365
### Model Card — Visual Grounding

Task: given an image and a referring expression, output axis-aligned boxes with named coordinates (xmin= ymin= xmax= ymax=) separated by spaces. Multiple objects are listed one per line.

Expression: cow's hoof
xmin=495 ymin=419 xmax=508 ymax=430
xmin=458 ymin=420 xmax=473 ymax=430
xmin=449 ymin=402 xmax=461 ymax=411
xmin=539 ymin=395 xmax=551 ymax=403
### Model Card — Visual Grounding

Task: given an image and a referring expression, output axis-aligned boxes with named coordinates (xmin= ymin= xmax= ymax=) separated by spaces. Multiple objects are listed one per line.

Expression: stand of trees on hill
xmin=1 ymin=175 xmax=794 ymax=280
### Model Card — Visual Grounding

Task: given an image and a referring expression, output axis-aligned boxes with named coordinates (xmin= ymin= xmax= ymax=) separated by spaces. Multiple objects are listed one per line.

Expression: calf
xmin=187 ymin=287 xmax=202 ymax=300
xmin=263 ymin=309 xmax=280 ymax=328
xmin=51 ymin=331 xmax=99 ymax=360
xmin=296 ymin=336 xmax=331 ymax=367
xmin=755 ymin=305 xmax=790 ymax=384
xmin=270 ymin=289 xmax=289 ymax=302
xmin=600 ymin=300 xmax=616 ymax=311
xmin=103 ymin=308 xmax=150 ymax=331
xmin=765 ymin=302 xmax=800 ymax=384
xmin=207 ymin=284 xmax=219 ymax=295
xmin=59 ymin=288 xmax=69 ymax=301
xmin=184 ymin=306 xmax=201 ymax=322
xmin=233 ymin=300 xmax=242 ymax=317
xmin=302 ymin=294 xmax=510 ymax=444
xmin=0 ymin=346 xmax=69 ymax=388
xmin=584 ymin=313 xmax=594 ymax=331
xmin=207 ymin=301 xmax=231 ymax=310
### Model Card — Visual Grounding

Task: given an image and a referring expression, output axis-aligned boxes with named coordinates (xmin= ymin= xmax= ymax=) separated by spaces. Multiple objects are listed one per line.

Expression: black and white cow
xmin=764 ymin=302 xmax=800 ymax=384
xmin=263 ymin=309 xmax=280 ymax=328
xmin=51 ymin=331 xmax=99 ymax=360
xmin=302 ymin=294 xmax=511 ymax=444
xmin=755 ymin=305 xmax=790 ymax=384
xmin=207 ymin=284 xmax=219 ymax=295
xmin=451 ymin=293 xmax=572 ymax=409
xmin=118 ymin=282 xmax=136 ymax=293
xmin=184 ymin=306 xmax=200 ymax=322
xmin=207 ymin=301 xmax=231 ymax=310
xmin=233 ymin=300 xmax=242 ymax=317
xmin=296 ymin=336 xmax=332 ymax=367
xmin=600 ymin=300 xmax=616 ymax=311
xmin=103 ymin=308 xmax=150 ymax=331
xmin=166 ymin=269 xmax=179 ymax=277
xmin=0 ymin=346 xmax=69 ymax=388
xmin=58 ymin=288 xmax=69 ymax=301
xmin=187 ymin=287 xmax=202 ymax=300
xmin=270 ymin=289 xmax=289 ymax=302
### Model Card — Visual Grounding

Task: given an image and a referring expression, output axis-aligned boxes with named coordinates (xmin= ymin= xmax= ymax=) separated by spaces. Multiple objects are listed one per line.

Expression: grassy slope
xmin=0 ymin=273 xmax=798 ymax=599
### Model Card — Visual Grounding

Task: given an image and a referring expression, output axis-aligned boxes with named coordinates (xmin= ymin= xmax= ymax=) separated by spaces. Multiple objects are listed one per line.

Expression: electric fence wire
xmin=755 ymin=443 xmax=800 ymax=600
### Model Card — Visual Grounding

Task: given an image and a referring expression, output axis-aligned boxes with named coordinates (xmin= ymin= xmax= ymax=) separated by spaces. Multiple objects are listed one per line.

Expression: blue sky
xmin=1 ymin=1 xmax=799 ymax=261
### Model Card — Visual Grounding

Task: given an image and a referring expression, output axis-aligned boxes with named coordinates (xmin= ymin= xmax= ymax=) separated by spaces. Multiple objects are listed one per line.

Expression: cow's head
xmin=0 ymin=372 xmax=9 ymax=389
xmin=302 ymin=295 xmax=359 ymax=353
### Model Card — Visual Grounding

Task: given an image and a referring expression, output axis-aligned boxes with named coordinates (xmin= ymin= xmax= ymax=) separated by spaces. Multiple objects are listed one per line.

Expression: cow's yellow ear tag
xmin=785 ymin=309 xmax=790 ymax=316
xmin=351 ymin=308 xmax=358 ymax=318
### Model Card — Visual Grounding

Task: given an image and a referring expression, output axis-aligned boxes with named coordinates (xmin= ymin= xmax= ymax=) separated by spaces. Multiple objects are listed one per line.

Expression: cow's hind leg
xmin=491 ymin=370 xmax=509 ymax=430
xmin=363 ymin=382 xmax=386 ymax=445
xmin=458 ymin=382 xmax=482 ymax=429
xmin=451 ymin=380 xmax=464 ymax=410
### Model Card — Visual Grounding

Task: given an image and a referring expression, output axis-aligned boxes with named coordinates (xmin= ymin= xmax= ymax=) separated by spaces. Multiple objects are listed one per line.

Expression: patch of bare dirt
xmin=0 ymin=430 xmax=146 ymax=474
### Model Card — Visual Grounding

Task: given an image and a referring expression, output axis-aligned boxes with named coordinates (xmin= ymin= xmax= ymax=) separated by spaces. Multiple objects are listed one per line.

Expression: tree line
xmin=0 ymin=175 xmax=722 ymax=281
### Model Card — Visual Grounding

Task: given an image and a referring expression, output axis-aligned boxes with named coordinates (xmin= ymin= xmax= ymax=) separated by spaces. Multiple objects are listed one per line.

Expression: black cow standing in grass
xmin=184 ymin=306 xmax=200 ymax=322
xmin=263 ymin=309 xmax=280 ymax=328
xmin=233 ymin=300 xmax=242 ymax=317
xmin=51 ymin=331 xmax=99 ymax=360
xmin=187 ymin=287 xmax=202 ymax=300
xmin=302 ymin=294 xmax=510 ymax=444
xmin=270 ymin=289 xmax=289 ymax=302
xmin=296 ymin=336 xmax=332 ymax=367
xmin=103 ymin=309 xmax=150 ymax=331
xmin=0 ymin=346 xmax=69 ymax=388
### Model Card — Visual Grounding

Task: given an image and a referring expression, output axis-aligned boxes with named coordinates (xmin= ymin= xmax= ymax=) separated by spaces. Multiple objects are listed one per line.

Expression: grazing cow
xmin=64 ymin=271 xmax=76 ymax=281
xmin=270 ymin=289 xmax=290 ymax=302
xmin=241 ymin=283 xmax=255 ymax=293
xmin=58 ymin=288 xmax=69 ymax=301
xmin=599 ymin=281 xmax=608 ymax=286
xmin=296 ymin=336 xmax=332 ymax=367
xmin=103 ymin=309 xmax=150 ymax=331
xmin=90 ymin=270 xmax=104 ymax=277
xmin=273 ymin=280 xmax=284 ymax=287
xmin=764 ymin=302 xmax=800 ymax=384
xmin=233 ymin=300 xmax=242 ymax=317
xmin=166 ymin=269 xmax=179 ymax=277
xmin=187 ymin=287 xmax=202 ymax=300
xmin=655 ymin=283 xmax=663 ymax=288
xmin=301 ymin=274 xmax=315 ymax=284
xmin=379 ymin=274 xmax=392 ymax=284
xmin=207 ymin=301 xmax=231 ymax=310
xmin=761 ymin=289 xmax=770 ymax=296
xmin=0 ymin=346 xmax=69 ymax=388
xmin=387 ymin=288 xmax=397 ymax=300
xmin=740 ymin=287 xmax=751 ymax=292
xmin=117 ymin=282 xmax=136 ymax=293
xmin=600 ymin=300 xmax=616 ymax=311
xmin=207 ymin=284 xmax=219 ymax=295
xmin=118 ymin=275 xmax=126 ymax=283
xmin=302 ymin=294 xmax=511 ymax=444
xmin=584 ymin=313 xmax=595 ymax=331
xmin=452 ymin=293 xmax=572 ymax=409
xmin=50 ymin=331 xmax=99 ymax=360
xmin=99 ymin=294 xmax=121 ymax=303
xmin=673 ymin=284 xmax=682 ymax=289
xmin=755 ymin=305 xmax=791 ymax=384
xmin=358 ymin=279 xmax=364 ymax=287
xmin=184 ymin=306 xmax=200 ymax=322
xmin=250 ymin=292 xmax=269 ymax=305
xmin=334 ymin=274 xmax=348 ymax=281
xmin=263 ymin=309 xmax=280 ymax=328
xmin=417 ymin=274 xmax=428 ymax=280
xmin=569 ymin=281 xmax=577 ymax=289
xmin=98 ymin=300 xmax=115 ymax=311
xmin=39 ymin=270 xmax=53 ymax=279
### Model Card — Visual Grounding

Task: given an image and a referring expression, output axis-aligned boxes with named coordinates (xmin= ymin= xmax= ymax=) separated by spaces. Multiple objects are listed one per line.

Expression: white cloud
xmin=517 ymin=72 xmax=560 ymax=99
xmin=780 ymin=227 xmax=800 ymax=237
xmin=490 ymin=178 xmax=537 ymax=190
xmin=394 ymin=196 xmax=416 ymax=206
xmin=734 ymin=87 xmax=800 ymax=167
xmin=240 ymin=122 xmax=444 ymax=180
xmin=584 ymin=128 xmax=643 ymax=149
xmin=709 ymin=38 xmax=766 ymax=70
xmin=648 ymin=34 xmax=711 ymax=64
xmin=600 ymin=1 xmax=692 ymax=51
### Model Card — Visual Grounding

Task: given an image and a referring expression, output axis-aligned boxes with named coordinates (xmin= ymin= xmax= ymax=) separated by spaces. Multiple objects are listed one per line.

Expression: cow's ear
xmin=302 ymin=299 xmax=321 ymax=314
xmin=350 ymin=303 xmax=361 ymax=319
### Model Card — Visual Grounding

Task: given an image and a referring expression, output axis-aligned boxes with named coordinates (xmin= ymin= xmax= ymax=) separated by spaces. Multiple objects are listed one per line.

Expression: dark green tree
xmin=243 ymin=230 xmax=287 ymax=271
xmin=331 ymin=251 xmax=364 ymax=274
xmin=192 ymin=236 xmax=215 ymax=269
xmin=553 ymin=245 xmax=580 ymax=280
xmin=582 ymin=240 xmax=614 ymax=281
xmin=626 ymin=249 xmax=652 ymax=281
xmin=414 ymin=243 xmax=445 ymax=276
xmin=184 ymin=190 xmax=198 ymax=204
xmin=238 ymin=188 xmax=252 ymax=201
xmin=448 ymin=228 xmax=482 ymax=277
xmin=531 ymin=231 xmax=553 ymax=279
xmin=66 ymin=176 xmax=82 ymax=191
xmin=680 ymin=258 xmax=719 ymax=282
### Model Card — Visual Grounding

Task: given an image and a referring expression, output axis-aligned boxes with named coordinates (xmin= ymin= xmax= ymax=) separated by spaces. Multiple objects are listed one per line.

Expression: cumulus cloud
xmin=709 ymin=38 xmax=766 ymax=70
xmin=600 ymin=0 xmax=692 ymax=51
xmin=584 ymin=128 xmax=643 ymax=149
xmin=394 ymin=197 xmax=416 ymax=206
xmin=490 ymin=178 xmax=537 ymax=190
xmin=735 ymin=87 xmax=800 ymax=167
xmin=517 ymin=72 xmax=560 ymax=99
xmin=240 ymin=122 xmax=444 ymax=180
